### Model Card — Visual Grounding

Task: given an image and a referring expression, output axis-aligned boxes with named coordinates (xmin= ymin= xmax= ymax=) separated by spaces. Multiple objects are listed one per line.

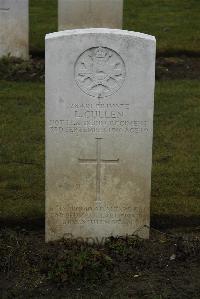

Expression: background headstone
xmin=45 ymin=28 xmax=156 ymax=243
xmin=58 ymin=0 xmax=123 ymax=30
xmin=0 ymin=0 xmax=29 ymax=59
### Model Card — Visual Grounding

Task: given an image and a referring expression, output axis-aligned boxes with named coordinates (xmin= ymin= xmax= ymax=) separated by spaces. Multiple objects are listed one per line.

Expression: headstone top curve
xmin=45 ymin=28 xmax=156 ymax=42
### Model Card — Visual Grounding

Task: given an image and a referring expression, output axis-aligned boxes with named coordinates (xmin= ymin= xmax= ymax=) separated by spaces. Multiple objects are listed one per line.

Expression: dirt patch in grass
xmin=0 ymin=227 xmax=200 ymax=298
xmin=0 ymin=56 xmax=200 ymax=82
xmin=156 ymin=56 xmax=200 ymax=80
xmin=0 ymin=56 xmax=44 ymax=81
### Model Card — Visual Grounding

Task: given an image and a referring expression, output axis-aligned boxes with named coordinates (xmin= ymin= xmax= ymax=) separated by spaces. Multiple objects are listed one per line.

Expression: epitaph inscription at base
xmin=46 ymin=29 xmax=156 ymax=242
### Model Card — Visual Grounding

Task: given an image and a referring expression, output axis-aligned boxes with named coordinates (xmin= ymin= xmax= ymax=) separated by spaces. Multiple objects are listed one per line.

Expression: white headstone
xmin=0 ymin=0 xmax=29 ymax=59
xmin=58 ymin=0 xmax=123 ymax=30
xmin=45 ymin=28 xmax=156 ymax=243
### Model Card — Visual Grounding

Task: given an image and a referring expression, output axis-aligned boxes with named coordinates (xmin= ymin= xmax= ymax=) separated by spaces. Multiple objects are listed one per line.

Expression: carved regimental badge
xmin=75 ymin=47 xmax=126 ymax=98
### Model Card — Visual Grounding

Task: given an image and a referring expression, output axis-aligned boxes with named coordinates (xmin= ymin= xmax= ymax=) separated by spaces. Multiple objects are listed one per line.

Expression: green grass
xmin=0 ymin=82 xmax=44 ymax=220
xmin=29 ymin=0 xmax=200 ymax=54
xmin=152 ymin=80 xmax=200 ymax=217
xmin=124 ymin=0 xmax=200 ymax=54
xmin=0 ymin=80 xmax=199 ymax=222
xmin=30 ymin=0 xmax=57 ymax=55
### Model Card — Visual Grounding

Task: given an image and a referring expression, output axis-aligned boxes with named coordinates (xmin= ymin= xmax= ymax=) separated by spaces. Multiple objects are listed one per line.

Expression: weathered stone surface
xmin=58 ymin=0 xmax=123 ymax=30
xmin=45 ymin=28 xmax=156 ymax=243
xmin=0 ymin=0 xmax=29 ymax=59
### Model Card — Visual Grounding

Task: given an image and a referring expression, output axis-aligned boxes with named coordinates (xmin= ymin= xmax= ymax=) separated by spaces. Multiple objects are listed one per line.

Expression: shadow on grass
xmin=156 ymin=50 xmax=200 ymax=58
xmin=0 ymin=214 xmax=199 ymax=231
xmin=151 ymin=214 xmax=200 ymax=230
xmin=30 ymin=49 xmax=45 ymax=58
xmin=29 ymin=49 xmax=200 ymax=60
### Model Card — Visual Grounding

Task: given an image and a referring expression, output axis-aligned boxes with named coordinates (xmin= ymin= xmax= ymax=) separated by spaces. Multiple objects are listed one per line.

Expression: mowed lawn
xmin=0 ymin=80 xmax=199 ymax=223
xmin=29 ymin=0 xmax=200 ymax=54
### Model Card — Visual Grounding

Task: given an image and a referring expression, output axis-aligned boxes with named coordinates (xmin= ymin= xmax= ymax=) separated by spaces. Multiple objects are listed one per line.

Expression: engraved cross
xmin=79 ymin=138 xmax=119 ymax=202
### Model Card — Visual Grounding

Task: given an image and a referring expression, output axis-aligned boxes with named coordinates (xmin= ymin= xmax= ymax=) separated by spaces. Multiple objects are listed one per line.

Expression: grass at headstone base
xmin=29 ymin=0 xmax=200 ymax=55
xmin=0 ymin=80 xmax=199 ymax=226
